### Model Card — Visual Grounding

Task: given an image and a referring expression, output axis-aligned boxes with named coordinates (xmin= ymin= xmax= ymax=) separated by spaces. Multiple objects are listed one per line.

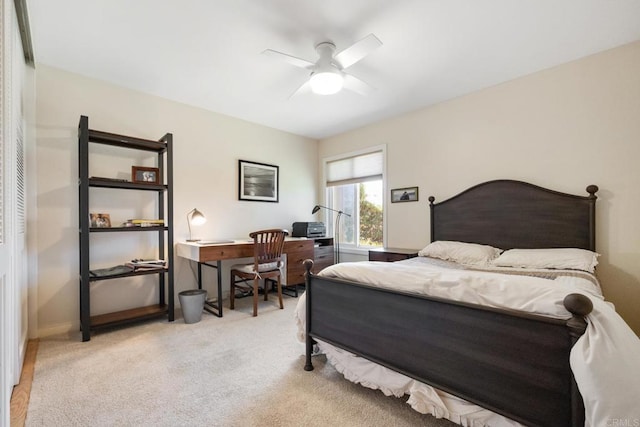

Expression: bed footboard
xmin=303 ymin=260 xmax=591 ymax=427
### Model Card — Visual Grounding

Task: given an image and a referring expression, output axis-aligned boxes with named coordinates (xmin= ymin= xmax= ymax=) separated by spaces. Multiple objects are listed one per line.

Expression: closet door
xmin=0 ymin=112 xmax=10 ymax=427
xmin=1 ymin=0 xmax=28 ymax=423
xmin=0 ymin=0 xmax=14 ymax=421
xmin=11 ymin=0 xmax=27 ymax=383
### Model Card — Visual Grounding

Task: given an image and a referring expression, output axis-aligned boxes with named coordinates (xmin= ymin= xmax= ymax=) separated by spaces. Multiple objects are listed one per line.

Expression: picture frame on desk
xmin=132 ymin=166 xmax=160 ymax=184
xmin=238 ymin=159 xmax=279 ymax=203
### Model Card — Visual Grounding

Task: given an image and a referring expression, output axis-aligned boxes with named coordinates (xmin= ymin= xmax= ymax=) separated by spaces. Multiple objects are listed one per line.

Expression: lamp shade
xmin=189 ymin=208 xmax=206 ymax=226
xmin=187 ymin=208 xmax=206 ymax=241
xmin=311 ymin=204 xmax=351 ymax=217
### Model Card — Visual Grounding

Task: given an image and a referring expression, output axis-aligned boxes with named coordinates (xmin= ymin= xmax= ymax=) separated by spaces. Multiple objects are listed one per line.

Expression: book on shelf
xmin=122 ymin=219 xmax=165 ymax=227
xmin=89 ymin=261 xmax=166 ymax=276
xmin=89 ymin=265 xmax=134 ymax=277
xmin=89 ymin=176 xmax=129 ymax=183
xmin=125 ymin=259 xmax=167 ymax=271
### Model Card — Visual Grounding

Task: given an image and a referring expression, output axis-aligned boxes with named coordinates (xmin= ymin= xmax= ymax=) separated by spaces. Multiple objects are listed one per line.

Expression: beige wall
xmin=33 ymin=65 xmax=318 ymax=336
xmin=319 ymin=41 xmax=640 ymax=334
xmin=32 ymin=40 xmax=640 ymax=336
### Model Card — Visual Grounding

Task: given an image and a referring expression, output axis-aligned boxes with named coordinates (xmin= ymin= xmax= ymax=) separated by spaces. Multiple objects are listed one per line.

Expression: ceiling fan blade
xmin=262 ymin=49 xmax=315 ymax=70
xmin=343 ymin=73 xmax=375 ymax=96
xmin=334 ymin=33 xmax=382 ymax=69
xmin=288 ymin=80 xmax=311 ymax=99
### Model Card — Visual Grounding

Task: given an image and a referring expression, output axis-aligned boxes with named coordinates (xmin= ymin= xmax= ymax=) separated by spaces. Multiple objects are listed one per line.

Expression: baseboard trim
xmin=37 ymin=321 xmax=76 ymax=338
xmin=10 ymin=339 xmax=38 ymax=426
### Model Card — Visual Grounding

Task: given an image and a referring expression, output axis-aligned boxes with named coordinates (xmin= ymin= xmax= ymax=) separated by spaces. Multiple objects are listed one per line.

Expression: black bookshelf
xmin=78 ymin=115 xmax=174 ymax=341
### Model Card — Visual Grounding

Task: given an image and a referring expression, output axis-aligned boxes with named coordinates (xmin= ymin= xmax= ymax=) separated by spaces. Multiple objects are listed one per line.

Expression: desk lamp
xmin=312 ymin=205 xmax=351 ymax=263
xmin=187 ymin=208 xmax=206 ymax=242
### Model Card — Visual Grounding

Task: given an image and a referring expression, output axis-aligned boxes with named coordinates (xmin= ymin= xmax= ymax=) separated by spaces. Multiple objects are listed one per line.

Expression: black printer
xmin=292 ymin=222 xmax=326 ymax=238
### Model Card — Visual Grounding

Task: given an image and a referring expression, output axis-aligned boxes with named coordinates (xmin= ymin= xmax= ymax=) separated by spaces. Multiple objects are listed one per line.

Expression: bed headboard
xmin=429 ymin=180 xmax=598 ymax=251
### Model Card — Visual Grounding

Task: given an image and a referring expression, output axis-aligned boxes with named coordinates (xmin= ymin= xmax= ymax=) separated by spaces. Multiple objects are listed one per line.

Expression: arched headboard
xmin=429 ymin=180 xmax=598 ymax=251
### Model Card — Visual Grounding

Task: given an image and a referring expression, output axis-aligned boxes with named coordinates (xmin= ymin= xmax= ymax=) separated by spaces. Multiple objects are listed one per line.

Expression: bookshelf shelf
xmin=90 ymin=304 xmax=169 ymax=329
xmin=89 ymin=226 xmax=167 ymax=233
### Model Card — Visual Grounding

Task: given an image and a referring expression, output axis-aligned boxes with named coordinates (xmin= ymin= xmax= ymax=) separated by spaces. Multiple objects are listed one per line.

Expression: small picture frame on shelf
xmin=90 ymin=213 xmax=111 ymax=228
xmin=391 ymin=186 xmax=419 ymax=203
xmin=132 ymin=166 xmax=160 ymax=184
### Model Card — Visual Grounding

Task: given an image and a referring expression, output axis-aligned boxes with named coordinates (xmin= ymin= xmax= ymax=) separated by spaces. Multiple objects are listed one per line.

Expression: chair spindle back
xmin=250 ymin=229 xmax=288 ymax=267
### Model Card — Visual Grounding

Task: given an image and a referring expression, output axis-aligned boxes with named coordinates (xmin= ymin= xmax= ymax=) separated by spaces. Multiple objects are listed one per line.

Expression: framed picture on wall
xmin=238 ymin=160 xmax=279 ymax=202
xmin=391 ymin=186 xmax=419 ymax=203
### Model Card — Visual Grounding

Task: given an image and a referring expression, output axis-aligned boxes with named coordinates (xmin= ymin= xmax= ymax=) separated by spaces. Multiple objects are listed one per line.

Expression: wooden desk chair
xmin=229 ymin=229 xmax=288 ymax=317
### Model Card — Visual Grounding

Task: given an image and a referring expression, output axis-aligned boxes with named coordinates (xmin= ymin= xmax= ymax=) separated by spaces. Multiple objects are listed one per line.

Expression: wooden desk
xmin=176 ymin=238 xmax=314 ymax=317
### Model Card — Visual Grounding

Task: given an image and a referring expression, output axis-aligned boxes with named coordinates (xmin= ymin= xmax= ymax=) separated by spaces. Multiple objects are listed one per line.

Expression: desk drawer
xmin=284 ymin=240 xmax=313 ymax=253
xmin=288 ymin=250 xmax=313 ymax=270
xmin=286 ymin=241 xmax=314 ymax=285
xmin=200 ymin=244 xmax=253 ymax=260
xmin=312 ymin=246 xmax=334 ymax=273
xmin=314 ymin=246 xmax=333 ymax=257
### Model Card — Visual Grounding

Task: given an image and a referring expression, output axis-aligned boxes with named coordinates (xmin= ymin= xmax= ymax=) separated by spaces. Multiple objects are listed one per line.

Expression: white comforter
xmin=294 ymin=257 xmax=640 ymax=427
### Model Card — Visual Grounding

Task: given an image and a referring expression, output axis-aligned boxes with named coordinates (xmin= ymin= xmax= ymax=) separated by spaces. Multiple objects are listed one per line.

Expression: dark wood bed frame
xmin=303 ymin=180 xmax=599 ymax=427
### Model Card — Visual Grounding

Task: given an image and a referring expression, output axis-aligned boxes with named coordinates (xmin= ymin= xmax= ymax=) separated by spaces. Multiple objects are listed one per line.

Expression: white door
xmin=0 ymin=46 xmax=13 ymax=427
xmin=1 ymin=0 xmax=19 ymax=423
xmin=1 ymin=4 xmax=10 ymax=425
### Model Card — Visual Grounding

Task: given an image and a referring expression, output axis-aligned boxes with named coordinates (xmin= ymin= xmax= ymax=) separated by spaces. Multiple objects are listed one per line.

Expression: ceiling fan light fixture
xmin=309 ymin=71 xmax=344 ymax=95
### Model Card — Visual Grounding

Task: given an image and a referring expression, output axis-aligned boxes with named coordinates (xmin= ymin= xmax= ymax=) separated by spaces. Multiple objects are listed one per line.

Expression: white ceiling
xmin=25 ymin=0 xmax=640 ymax=139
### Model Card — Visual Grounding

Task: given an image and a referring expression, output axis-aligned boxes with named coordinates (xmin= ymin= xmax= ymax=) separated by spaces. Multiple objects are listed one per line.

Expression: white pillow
xmin=491 ymin=248 xmax=599 ymax=273
xmin=418 ymin=241 xmax=502 ymax=266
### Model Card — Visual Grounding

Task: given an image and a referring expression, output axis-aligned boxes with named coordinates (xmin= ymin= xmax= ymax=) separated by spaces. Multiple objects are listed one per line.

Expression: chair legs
xmin=263 ymin=277 xmax=283 ymax=309
xmin=230 ymin=271 xmax=236 ymax=310
xmin=277 ymin=275 xmax=283 ymax=309
xmin=229 ymin=271 xmax=284 ymax=316
xmin=252 ymin=277 xmax=259 ymax=317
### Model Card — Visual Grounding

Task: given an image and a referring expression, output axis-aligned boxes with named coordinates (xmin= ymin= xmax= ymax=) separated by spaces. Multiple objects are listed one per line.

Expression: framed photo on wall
xmin=132 ymin=166 xmax=160 ymax=184
xmin=238 ymin=160 xmax=279 ymax=202
xmin=391 ymin=186 xmax=419 ymax=203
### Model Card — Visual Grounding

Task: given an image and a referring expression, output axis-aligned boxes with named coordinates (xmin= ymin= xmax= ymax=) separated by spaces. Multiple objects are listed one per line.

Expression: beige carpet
xmin=26 ymin=295 xmax=455 ymax=426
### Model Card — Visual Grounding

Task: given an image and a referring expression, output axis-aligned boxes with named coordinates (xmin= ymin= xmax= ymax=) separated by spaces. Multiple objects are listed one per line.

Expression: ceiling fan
xmin=263 ymin=33 xmax=383 ymax=97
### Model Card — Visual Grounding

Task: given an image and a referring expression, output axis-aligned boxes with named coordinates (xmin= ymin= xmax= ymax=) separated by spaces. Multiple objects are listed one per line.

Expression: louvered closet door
xmin=0 ymin=7 xmax=11 ymax=422
xmin=11 ymin=0 xmax=27 ymax=389
xmin=1 ymin=0 xmax=21 ymax=423
xmin=0 ymin=115 xmax=9 ymax=427
xmin=0 ymin=136 xmax=9 ymax=427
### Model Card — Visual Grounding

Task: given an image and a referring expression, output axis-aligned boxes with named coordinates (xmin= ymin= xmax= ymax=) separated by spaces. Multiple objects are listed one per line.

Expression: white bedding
xmin=294 ymin=257 xmax=640 ymax=427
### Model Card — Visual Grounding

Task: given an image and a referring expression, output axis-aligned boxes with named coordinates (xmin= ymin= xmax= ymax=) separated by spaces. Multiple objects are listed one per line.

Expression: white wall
xmin=319 ymin=41 xmax=640 ymax=334
xmin=33 ymin=65 xmax=318 ymax=337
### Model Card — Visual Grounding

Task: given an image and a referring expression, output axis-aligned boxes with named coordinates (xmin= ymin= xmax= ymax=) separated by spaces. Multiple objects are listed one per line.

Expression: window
xmin=324 ymin=147 xmax=385 ymax=250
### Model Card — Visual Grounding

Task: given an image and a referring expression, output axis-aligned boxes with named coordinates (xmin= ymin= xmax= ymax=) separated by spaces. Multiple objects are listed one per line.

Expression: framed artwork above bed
xmin=391 ymin=186 xmax=418 ymax=203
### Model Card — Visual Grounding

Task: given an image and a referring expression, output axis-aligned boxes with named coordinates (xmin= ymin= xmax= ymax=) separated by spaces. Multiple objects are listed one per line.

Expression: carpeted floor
xmin=26 ymin=295 xmax=455 ymax=426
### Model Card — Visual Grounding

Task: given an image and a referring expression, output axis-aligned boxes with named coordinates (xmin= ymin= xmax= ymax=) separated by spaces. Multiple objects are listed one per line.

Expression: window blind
xmin=326 ymin=151 xmax=383 ymax=187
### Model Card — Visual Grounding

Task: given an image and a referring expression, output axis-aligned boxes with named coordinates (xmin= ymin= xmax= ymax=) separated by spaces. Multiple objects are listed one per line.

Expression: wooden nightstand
xmin=368 ymin=247 xmax=420 ymax=262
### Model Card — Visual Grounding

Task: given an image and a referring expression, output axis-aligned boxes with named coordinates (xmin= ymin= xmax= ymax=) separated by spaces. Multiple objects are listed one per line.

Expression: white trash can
xmin=179 ymin=289 xmax=207 ymax=324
